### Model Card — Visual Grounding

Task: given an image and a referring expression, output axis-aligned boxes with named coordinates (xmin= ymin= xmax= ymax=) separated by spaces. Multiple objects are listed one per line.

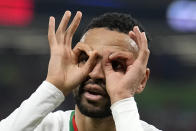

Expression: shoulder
xmin=140 ymin=120 xmax=162 ymax=131
xmin=44 ymin=110 xmax=73 ymax=123
xmin=51 ymin=110 xmax=73 ymax=118
xmin=36 ymin=110 xmax=74 ymax=131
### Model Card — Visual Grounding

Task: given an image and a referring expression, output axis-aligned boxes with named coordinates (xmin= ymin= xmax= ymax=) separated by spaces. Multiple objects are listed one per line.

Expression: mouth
xmin=83 ymin=84 xmax=106 ymax=101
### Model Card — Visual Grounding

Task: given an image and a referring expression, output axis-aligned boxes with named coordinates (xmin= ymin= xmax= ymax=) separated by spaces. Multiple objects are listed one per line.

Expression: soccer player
xmin=0 ymin=11 xmax=161 ymax=131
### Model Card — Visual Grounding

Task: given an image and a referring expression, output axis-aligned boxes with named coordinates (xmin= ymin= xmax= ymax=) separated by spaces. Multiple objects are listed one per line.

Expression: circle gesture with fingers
xmin=46 ymin=11 xmax=97 ymax=96
xmin=103 ymin=26 xmax=150 ymax=104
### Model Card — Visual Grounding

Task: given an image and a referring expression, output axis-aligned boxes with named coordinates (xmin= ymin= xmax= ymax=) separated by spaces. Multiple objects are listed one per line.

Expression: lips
xmin=84 ymin=84 xmax=106 ymax=95
xmin=83 ymin=84 xmax=106 ymax=101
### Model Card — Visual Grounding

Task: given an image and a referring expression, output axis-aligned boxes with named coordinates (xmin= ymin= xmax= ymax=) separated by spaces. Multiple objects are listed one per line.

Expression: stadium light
xmin=0 ymin=0 xmax=34 ymax=27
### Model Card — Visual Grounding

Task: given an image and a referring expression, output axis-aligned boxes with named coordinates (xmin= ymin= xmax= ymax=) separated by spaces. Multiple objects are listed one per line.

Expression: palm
xmin=46 ymin=11 xmax=97 ymax=95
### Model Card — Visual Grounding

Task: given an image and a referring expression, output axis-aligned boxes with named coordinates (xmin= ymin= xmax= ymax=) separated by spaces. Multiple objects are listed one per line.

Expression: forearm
xmin=0 ymin=81 xmax=64 ymax=131
xmin=111 ymin=97 xmax=144 ymax=131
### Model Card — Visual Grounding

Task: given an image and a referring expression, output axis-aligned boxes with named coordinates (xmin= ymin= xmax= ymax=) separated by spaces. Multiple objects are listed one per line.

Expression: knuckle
xmin=48 ymin=33 xmax=51 ymax=38
xmin=77 ymin=43 xmax=84 ymax=49
xmin=143 ymin=49 xmax=150 ymax=55
xmin=143 ymin=37 xmax=147 ymax=43
xmin=48 ymin=35 xmax=53 ymax=41
xmin=66 ymin=27 xmax=73 ymax=36
xmin=91 ymin=51 xmax=97 ymax=57
xmin=137 ymin=65 xmax=143 ymax=72
xmin=64 ymin=30 xmax=68 ymax=36
xmin=147 ymin=49 xmax=150 ymax=55
xmin=138 ymin=67 xmax=145 ymax=74
xmin=48 ymin=31 xmax=53 ymax=37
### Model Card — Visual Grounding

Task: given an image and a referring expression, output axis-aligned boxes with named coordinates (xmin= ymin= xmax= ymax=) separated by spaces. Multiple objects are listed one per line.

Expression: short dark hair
xmin=83 ymin=12 xmax=150 ymax=42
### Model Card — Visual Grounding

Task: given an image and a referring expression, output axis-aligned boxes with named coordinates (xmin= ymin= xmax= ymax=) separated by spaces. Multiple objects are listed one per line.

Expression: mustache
xmin=83 ymin=77 xmax=106 ymax=89
xmin=78 ymin=77 xmax=110 ymax=98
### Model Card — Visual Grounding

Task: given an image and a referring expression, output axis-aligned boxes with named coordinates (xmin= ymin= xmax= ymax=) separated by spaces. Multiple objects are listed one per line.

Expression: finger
xmin=133 ymin=26 xmax=142 ymax=49
xmin=102 ymin=51 xmax=114 ymax=75
xmin=141 ymin=32 xmax=148 ymax=50
xmin=48 ymin=16 xmax=56 ymax=47
xmin=55 ymin=11 xmax=71 ymax=45
xmin=56 ymin=11 xmax=71 ymax=33
xmin=109 ymin=51 xmax=134 ymax=66
xmin=65 ymin=11 xmax=82 ymax=48
xmin=82 ymin=50 xmax=98 ymax=75
xmin=72 ymin=42 xmax=93 ymax=63
xmin=139 ymin=32 xmax=150 ymax=66
xmin=73 ymin=43 xmax=98 ymax=75
xmin=129 ymin=31 xmax=138 ymax=44
xmin=133 ymin=27 xmax=150 ymax=66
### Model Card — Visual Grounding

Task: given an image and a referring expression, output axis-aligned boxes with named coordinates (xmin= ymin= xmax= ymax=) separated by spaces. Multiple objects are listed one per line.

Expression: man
xmin=0 ymin=11 xmax=161 ymax=131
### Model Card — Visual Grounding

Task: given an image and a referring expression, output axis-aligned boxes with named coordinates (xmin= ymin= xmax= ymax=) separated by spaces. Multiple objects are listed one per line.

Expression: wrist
xmin=111 ymin=97 xmax=135 ymax=110
xmin=110 ymin=91 xmax=134 ymax=104
xmin=45 ymin=78 xmax=70 ymax=96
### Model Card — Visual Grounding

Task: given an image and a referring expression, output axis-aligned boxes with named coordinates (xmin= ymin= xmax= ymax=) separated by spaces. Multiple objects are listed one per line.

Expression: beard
xmin=73 ymin=77 xmax=112 ymax=118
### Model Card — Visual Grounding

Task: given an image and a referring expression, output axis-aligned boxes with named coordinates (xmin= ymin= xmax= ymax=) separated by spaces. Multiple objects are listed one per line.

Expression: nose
xmin=89 ymin=61 xmax=105 ymax=79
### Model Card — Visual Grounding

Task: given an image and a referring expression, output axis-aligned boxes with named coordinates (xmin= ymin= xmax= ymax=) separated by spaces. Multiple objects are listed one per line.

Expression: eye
xmin=78 ymin=51 xmax=89 ymax=64
xmin=112 ymin=60 xmax=126 ymax=73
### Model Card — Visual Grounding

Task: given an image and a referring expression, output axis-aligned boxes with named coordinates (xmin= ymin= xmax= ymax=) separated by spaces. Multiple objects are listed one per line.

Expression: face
xmin=73 ymin=28 xmax=137 ymax=118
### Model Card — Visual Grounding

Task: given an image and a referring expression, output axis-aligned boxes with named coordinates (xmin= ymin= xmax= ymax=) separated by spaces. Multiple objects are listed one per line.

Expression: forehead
xmin=80 ymin=28 xmax=137 ymax=53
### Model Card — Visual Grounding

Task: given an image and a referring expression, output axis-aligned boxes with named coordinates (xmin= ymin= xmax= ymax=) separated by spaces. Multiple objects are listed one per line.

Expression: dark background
xmin=0 ymin=0 xmax=196 ymax=130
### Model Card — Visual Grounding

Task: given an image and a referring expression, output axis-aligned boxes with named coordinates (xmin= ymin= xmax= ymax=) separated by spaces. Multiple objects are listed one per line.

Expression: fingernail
xmin=49 ymin=16 xmax=54 ymax=21
xmin=109 ymin=53 xmax=113 ymax=58
xmin=133 ymin=26 xmax=137 ymax=31
xmin=66 ymin=10 xmax=71 ymax=16
xmin=77 ymin=11 xmax=82 ymax=17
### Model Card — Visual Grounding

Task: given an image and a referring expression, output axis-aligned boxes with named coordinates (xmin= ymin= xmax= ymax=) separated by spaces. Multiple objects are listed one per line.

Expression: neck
xmin=75 ymin=106 xmax=115 ymax=131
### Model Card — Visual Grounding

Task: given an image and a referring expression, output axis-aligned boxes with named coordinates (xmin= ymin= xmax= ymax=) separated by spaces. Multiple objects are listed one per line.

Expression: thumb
xmin=102 ymin=53 xmax=114 ymax=75
xmin=82 ymin=50 xmax=98 ymax=75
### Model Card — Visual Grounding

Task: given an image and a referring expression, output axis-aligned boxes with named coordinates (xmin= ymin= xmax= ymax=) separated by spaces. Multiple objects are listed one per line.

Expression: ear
xmin=136 ymin=68 xmax=150 ymax=94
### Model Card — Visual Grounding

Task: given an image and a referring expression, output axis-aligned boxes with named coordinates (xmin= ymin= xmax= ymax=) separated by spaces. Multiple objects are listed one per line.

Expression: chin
xmin=74 ymin=91 xmax=112 ymax=118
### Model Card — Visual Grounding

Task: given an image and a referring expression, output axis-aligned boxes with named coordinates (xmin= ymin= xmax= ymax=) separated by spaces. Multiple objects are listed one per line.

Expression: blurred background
xmin=0 ymin=0 xmax=196 ymax=130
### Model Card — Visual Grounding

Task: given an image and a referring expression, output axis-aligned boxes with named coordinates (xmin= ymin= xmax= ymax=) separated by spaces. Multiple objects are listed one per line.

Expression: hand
xmin=46 ymin=11 xmax=97 ymax=96
xmin=103 ymin=26 xmax=150 ymax=104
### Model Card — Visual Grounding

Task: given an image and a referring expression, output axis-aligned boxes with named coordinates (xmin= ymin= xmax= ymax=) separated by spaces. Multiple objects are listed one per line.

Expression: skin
xmin=46 ymin=11 xmax=150 ymax=131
